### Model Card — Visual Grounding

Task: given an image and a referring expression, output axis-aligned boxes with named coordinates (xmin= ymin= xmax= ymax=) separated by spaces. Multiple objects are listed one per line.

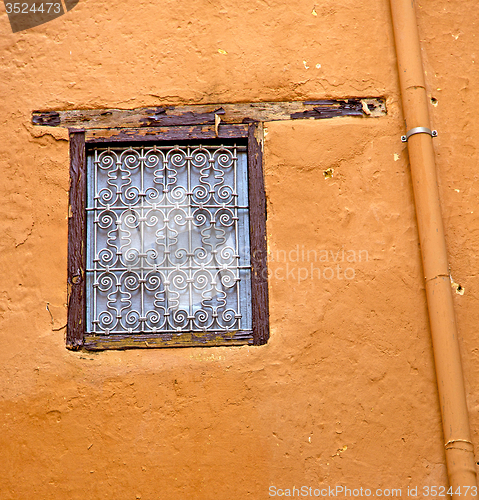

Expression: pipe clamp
xmin=401 ymin=127 xmax=438 ymax=142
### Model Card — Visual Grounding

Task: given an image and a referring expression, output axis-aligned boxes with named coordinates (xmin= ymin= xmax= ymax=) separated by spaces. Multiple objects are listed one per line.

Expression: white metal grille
xmin=86 ymin=144 xmax=252 ymax=335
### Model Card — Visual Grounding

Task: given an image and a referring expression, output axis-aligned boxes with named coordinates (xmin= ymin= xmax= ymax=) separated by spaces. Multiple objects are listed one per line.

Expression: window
xmin=67 ymin=124 xmax=269 ymax=350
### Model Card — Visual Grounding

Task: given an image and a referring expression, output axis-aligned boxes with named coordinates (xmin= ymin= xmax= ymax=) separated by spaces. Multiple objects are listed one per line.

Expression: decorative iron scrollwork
xmin=86 ymin=144 xmax=252 ymax=335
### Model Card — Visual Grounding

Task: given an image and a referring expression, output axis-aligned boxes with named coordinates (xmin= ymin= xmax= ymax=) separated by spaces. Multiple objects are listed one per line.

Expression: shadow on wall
xmin=4 ymin=0 xmax=80 ymax=32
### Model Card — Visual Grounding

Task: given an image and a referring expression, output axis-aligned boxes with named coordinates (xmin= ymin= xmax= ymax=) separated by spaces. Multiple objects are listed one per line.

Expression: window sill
xmin=82 ymin=330 xmax=254 ymax=351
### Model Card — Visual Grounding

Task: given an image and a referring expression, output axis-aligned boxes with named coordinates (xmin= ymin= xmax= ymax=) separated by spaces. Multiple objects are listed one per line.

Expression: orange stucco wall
xmin=1 ymin=0 xmax=478 ymax=498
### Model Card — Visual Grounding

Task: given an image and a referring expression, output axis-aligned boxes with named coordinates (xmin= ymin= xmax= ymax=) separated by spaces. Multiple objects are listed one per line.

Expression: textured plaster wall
xmin=0 ymin=0 xmax=478 ymax=498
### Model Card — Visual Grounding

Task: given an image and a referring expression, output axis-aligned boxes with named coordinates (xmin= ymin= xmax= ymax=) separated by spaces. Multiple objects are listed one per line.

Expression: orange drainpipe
xmin=389 ymin=0 xmax=478 ymax=497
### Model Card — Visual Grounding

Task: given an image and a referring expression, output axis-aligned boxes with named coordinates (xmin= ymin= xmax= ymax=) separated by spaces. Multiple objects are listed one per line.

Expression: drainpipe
xmin=389 ymin=0 xmax=478 ymax=497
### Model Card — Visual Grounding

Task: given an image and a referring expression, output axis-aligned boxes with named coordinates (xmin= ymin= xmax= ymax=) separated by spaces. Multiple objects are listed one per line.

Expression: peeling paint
xmin=323 ymin=167 xmax=334 ymax=179
xmin=450 ymin=276 xmax=465 ymax=295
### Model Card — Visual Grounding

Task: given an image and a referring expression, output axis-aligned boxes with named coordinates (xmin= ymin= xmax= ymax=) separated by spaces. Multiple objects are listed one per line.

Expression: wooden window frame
xmin=66 ymin=123 xmax=269 ymax=350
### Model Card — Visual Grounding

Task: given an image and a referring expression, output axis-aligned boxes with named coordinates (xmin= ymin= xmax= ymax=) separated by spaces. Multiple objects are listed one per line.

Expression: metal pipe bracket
xmin=401 ymin=127 xmax=438 ymax=142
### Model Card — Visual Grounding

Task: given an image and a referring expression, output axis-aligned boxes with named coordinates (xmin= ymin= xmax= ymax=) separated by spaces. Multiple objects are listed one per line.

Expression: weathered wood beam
xmin=66 ymin=130 xmax=86 ymax=350
xmin=248 ymin=122 xmax=269 ymax=346
xmin=83 ymin=330 xmax=254 ymax=350
xmin=85 ymin=124 xmax=249 ymax=143
xmin=32 ymin=98 xmax=386 ymax=130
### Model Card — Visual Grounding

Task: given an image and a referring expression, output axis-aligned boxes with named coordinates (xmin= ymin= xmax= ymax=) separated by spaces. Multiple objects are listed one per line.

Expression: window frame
xmin=66 ymin=123 xmax=269 ymax=350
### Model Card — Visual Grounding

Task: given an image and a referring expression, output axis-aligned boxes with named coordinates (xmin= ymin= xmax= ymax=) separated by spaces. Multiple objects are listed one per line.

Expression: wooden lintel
xmin=32 ymin=98 xmax=386 ymax=130
xmin=85 ymin=124 xmax=249 ymax=143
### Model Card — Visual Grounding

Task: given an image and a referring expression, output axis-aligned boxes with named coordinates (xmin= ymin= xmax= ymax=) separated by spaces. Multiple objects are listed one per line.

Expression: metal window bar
xmin=85 ymin=143 xmax=252 ymax=336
